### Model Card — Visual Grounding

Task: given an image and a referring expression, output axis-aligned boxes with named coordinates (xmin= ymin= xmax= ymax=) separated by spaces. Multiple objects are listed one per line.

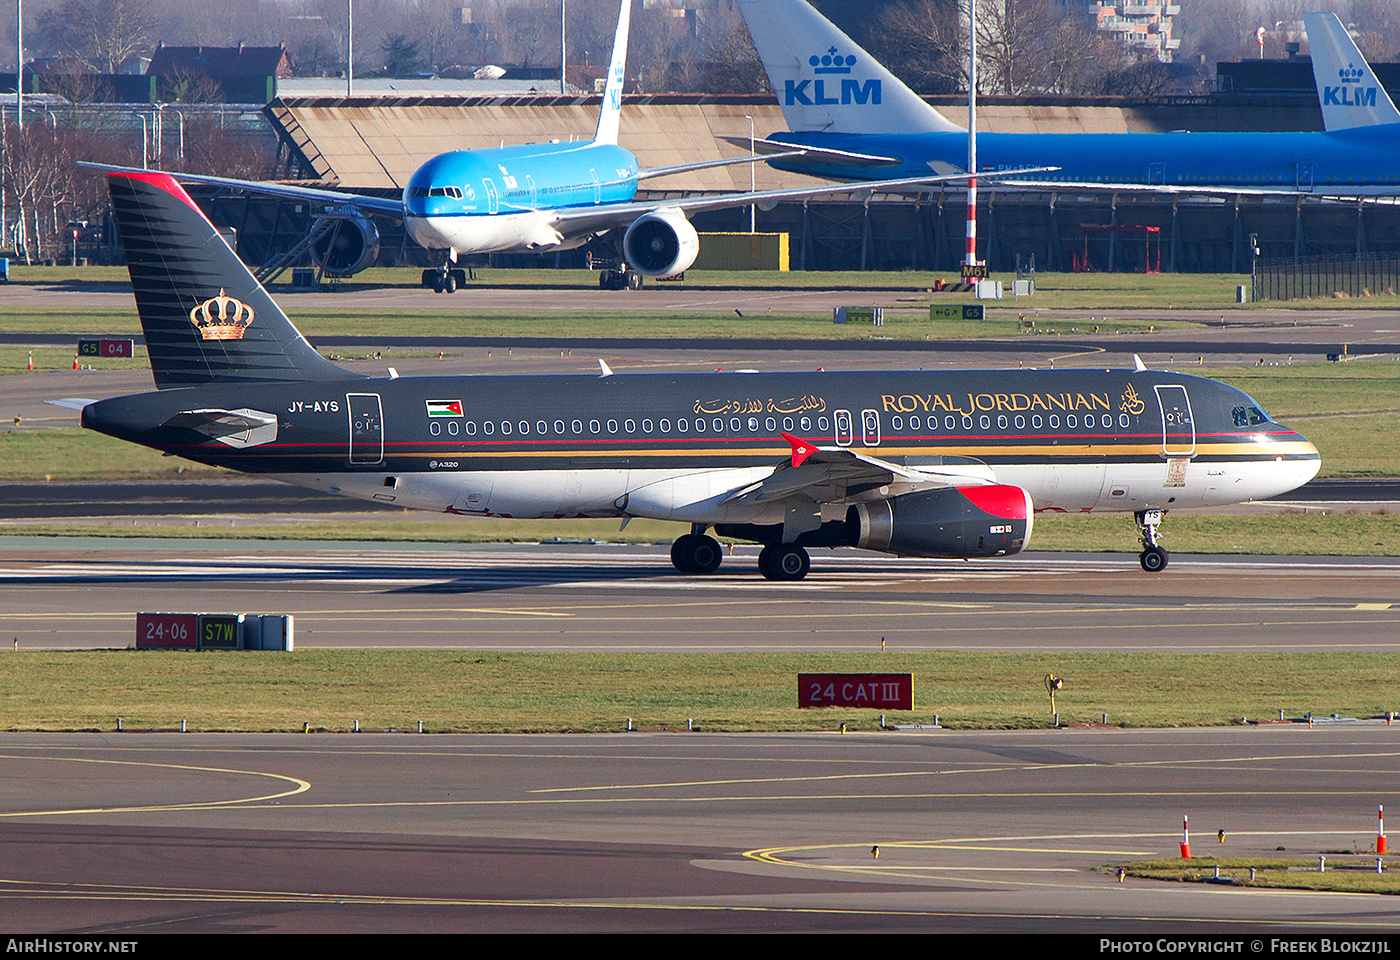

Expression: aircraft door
xmin=591 ymin=169 xmax=601 ymax=204
xmin=833 ymin=409 xmax=854 ymax=447
xmin=1155 ymin=384 xmax=1195 ymax=457
xmin=526 ymin=174 xmax=537 ymax=205
xmin=347 ymin=393 xmax=384 ymax=465
xmin=861 ymin=408 xmax=881 ymax=447
xmin=1296 ymin=163 xmax=1315 ymax=192
xmin=1148 ymin=162 xmax=1166 ymax=185
xmin=483 ymin=179 xmax=499 ymax=214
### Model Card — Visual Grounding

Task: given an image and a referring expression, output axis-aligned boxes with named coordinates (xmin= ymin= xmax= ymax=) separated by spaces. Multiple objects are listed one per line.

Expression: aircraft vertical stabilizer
xmin=1304 ymin=12 xmax=1400 ymax=131
xmin=735 ymin=0 xmax=964 ymax=136
xmin=592 ymin=0 xmax=634 ymax=146
xmin=108 ymin=172 xmax=351 ymax=389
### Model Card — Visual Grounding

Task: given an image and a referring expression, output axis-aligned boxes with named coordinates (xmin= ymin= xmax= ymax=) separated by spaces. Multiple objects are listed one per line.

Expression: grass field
xmin=0 ymin=649 xmax=1394 ymax=733
xmin=1112 ymin=857 xmax=1400 ymax=894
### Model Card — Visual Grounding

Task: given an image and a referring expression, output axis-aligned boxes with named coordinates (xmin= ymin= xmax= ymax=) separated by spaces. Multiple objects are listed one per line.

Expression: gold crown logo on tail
xmin=189 ymin=289 xmax=254 ymax=340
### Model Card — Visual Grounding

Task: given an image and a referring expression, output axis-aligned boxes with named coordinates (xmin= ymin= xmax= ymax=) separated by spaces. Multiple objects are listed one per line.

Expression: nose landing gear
xmin=1135 ymin=509 xmax=1169 ymax=572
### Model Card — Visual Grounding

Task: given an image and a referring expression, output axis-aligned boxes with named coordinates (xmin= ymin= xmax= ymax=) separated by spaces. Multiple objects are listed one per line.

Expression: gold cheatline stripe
xmin=360 ymin=441 xmax=1320 ymax=461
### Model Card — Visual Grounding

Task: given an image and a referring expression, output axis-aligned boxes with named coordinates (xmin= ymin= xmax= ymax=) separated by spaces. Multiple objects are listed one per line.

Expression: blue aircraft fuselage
xmin=768 ymin=125 xmax=1400 ymax=194
xmin=403 ymin=140 xmax=640 ymax=254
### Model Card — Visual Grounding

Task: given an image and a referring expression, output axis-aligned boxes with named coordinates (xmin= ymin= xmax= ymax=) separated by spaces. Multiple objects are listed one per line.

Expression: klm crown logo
xmin=810 ymin=47 xmax=856 ymax=75
xmin=1338 ymin=63 xmax=1365 ymax=83
xmin=787 ymin=46 xmax=880 ymax=108
xmin=189 ymin=288 xmax=254 ymax=341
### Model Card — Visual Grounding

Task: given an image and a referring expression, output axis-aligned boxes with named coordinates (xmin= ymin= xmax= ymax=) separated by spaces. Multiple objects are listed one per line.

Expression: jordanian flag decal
xmin=426 ymin=399 xmax=464 ymax=418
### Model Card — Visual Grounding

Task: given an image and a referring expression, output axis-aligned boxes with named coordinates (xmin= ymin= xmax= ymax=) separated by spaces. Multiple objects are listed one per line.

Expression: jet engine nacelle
xmin=621 ymin=208 xmax=699 ymax=278
xmin=847 ymin=484 xmax=1033 ymax=558
xmin=310 ymin=216 xmax=380 ymax=277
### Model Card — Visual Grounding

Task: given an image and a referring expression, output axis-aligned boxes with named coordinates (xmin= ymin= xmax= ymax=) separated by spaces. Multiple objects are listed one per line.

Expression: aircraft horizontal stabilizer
xmin=637 ymin=151 xmax=809 ymax=182
xmin=161 ymin=408 xmax=279 ymax=448
xmin=46 ymin=398 xmax=96 ymax=411
xmin=717 ymin=136 xmax=902 ymax=168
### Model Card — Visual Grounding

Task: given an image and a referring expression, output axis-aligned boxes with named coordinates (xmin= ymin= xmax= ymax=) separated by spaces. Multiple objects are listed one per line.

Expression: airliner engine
xmin=310 ymin=216 xmax=380 ymax=276
xmin=846 ymin=485 xmax=1033 ymax=558
xmin=622 ymin=208 xmax=699 ymax=277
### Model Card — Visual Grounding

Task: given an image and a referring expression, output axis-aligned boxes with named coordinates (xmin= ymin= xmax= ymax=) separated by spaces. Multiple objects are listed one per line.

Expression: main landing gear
xmin=422 ymin=266 xmax=470 ymax=293
xmin=1135 ymin=509 xmax=1169 ymax=573
xmin=671 ymin=528 xmax=723 ymax=574
xmin=758 ymin=543 xmax=810 ymax=581
xmin=598 ymin=267 xmax=643 ymax=291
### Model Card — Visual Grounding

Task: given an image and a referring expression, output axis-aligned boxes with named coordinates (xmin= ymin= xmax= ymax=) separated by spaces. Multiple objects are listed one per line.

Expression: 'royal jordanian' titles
xmin=76 ymin=171 xmax=1319 ymax=579
xmin=735 ymin=2 xmax=1400 ymax=197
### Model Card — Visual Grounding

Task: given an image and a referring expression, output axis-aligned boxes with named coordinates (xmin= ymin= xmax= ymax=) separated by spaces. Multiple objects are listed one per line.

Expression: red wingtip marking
xmin=109 ymin=170 xmax=203 ymax=213
xmin=781 ymin=432 xmax=819 ymax=468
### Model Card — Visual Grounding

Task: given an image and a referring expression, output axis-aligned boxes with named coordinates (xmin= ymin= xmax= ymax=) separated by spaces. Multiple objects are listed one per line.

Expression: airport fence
xmin=1255 ymin=253 xmax=1400 ymax=301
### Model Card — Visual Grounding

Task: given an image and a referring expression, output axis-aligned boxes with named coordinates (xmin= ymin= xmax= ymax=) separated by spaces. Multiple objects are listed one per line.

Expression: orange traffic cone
xmin=26 ymin=351 xmax=33 ymax=371
xmin=73 ymin=354 xmax=79 ymax=370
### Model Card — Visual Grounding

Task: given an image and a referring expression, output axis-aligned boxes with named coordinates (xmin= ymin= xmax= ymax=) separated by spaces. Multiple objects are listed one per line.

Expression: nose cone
xmin=1263 ymin=424 xmax=1321 ymax=499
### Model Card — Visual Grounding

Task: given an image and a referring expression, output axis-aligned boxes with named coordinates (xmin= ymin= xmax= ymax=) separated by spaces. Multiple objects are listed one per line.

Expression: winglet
xmin=598 ymin=358 xmax=614 ymax=378
xmin=592 ymin=0 xmax=632 ymax=146
xmin=781 ymin=432 xmax=820 ymax=467
xmin=1133 ymin=354 xmax=1147 ymax=372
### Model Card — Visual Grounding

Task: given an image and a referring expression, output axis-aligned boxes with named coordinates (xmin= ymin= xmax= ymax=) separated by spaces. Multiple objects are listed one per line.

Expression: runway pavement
xmin=1 ymin=727 xmax=1398 ymax=933
xmin=2 ymin=543 xmax=1398 ymax=652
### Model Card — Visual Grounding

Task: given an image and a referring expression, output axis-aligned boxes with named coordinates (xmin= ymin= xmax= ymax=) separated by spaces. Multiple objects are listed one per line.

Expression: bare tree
xmin=35 ymin=0 xmax=165 ymax=73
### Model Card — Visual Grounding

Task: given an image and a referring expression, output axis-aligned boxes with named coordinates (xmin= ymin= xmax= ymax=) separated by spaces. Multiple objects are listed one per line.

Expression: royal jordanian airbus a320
xmin=74 ymin=171 xmax=1320 ymax=579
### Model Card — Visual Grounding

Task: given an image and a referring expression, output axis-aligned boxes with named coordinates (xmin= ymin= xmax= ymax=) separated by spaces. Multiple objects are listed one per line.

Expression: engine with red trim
xmin=845 ymin=484 xmax=1033 ymax=558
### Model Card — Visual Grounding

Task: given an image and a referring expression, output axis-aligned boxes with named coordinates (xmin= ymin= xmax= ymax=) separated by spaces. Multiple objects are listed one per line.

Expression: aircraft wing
xmin=77 ymin=163 xmax=404 ymax=216
xmin=550 ymin=166 xmax=1054 ymax=236
xmin=720 ymin=433 xmax=991 ymax=506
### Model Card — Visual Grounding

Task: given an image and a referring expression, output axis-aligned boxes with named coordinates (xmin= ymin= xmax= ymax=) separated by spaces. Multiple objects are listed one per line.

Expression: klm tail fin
xmin=108 ymin=172 xmax=351 ymax=389
xmin=735 ymin=0 xmax=964 ymax=136
xmin=1304 ymin=11 xmax=1400 ymax=131
xmin=592 ymin=0 xmax=633 ymax=146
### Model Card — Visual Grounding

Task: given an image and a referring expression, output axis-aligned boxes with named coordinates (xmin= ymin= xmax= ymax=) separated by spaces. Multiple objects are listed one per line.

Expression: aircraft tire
xmin=626 ymin=271 xmax=643 ymax=290
xmin=599 ymin=271 xmax=612 ymax=289
xmin=670 ymin=534 xmax=696 ymax=572
xmin=688 ymin=535 xmax=723 ymax=574
xmin=757 ymin=544 xmax=776 ymax=579
xmin=1139 ymin=546 xmax=1168 ymax=573
xmin=771 ymin=544 xmax=810 ymax=581
xmin=444 ymin=272 xmax=458 ymax=293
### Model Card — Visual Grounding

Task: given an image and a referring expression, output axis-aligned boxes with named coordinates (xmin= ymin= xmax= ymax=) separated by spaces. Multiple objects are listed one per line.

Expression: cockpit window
xmin=1232 ymin=405 xmax=1272 ymax=427
xmin=411 ymin=186 xmax=464 ymax=199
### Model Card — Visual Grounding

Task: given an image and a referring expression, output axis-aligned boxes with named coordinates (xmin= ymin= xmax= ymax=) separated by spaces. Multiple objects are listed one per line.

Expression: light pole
xmin=346 ymin=0 xmax=353 ymax=97
xmin=744 ymin=114 xmax=755 ymax=234
xmin=15 ymin=0 xmax=22 ymax=131
xmin=134 ymin=113 xmax=147 ymax=169
xmin=560 ymin=0 xmax=567 ymax=95
xmin=965 ymin=0 xmax=978 ymax=271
